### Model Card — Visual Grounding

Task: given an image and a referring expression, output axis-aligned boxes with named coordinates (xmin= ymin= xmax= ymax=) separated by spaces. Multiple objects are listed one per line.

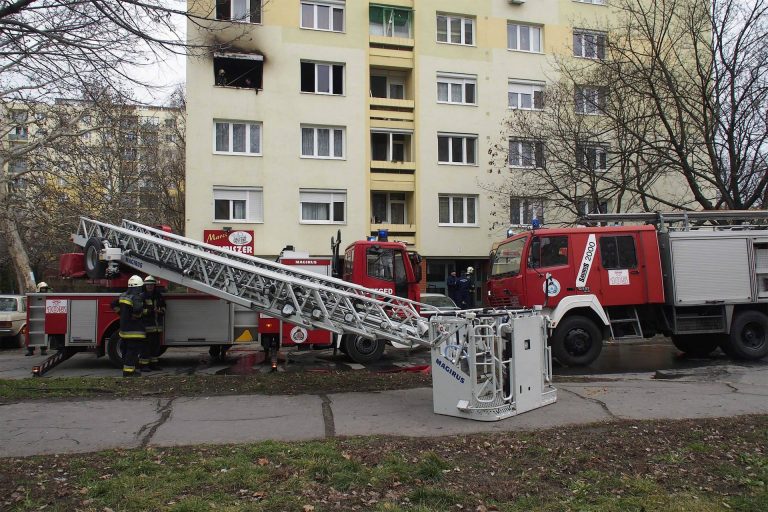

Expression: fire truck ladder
xmin=72 ymin=218 xmax=440 ymax=348
xmin=581 ymin=210 xmax=768 ymax=231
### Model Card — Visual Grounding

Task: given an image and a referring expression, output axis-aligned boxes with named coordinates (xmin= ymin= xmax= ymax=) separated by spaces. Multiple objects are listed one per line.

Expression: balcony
xmin=369 ymin=46 xmax=413 ymax=69
xmin=370 ymin=171 xmax=415 ymax=192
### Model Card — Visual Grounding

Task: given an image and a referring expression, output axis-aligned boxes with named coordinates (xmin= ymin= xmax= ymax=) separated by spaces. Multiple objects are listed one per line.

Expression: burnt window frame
xmin=214 ymin=54 xmax=263 ymax=90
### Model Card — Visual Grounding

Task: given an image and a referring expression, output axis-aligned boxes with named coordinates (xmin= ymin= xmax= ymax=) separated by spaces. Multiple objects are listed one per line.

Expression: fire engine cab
xmin=488 ymin=211 xmax=768 ymax=366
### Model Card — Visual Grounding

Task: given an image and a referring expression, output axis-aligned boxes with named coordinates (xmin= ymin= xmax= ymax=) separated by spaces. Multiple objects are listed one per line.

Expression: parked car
xmin=0 ymin=295 xmax=27 ymax=347
xmin=420 ymin=293 xmax=460 ymax=317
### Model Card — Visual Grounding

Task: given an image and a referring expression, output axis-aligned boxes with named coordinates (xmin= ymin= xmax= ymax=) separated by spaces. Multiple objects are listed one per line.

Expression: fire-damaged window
xmin=599 ymin=235 xmax=637 ymax=269
xmin=216 ymin=0 xmax=262 ymax=24
xmin=214 ymin=53 xmax=263 ymax=89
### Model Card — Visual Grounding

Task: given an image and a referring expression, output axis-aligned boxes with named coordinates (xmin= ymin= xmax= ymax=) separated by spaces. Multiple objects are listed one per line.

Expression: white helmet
xmin=144 ymin=275 xmax=157 ymax=285
xmin=128 ymin=275 xmax=144 ymax=288
xmin=467 ymin=266 xmax=474 ymax=274
xmin=36 ymin=282 xmax=49 ymax=292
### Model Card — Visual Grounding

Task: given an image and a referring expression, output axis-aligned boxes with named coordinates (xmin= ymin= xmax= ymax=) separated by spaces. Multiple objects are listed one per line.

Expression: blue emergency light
xmin=377 ymin=229 xmax=389 ymax=242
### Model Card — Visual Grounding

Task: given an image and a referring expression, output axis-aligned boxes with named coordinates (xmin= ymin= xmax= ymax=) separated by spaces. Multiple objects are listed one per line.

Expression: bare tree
xmin=487 ymin=0 xmax=768 ymax=227
xmin=0 ymin=0 xmax=239 ymax=291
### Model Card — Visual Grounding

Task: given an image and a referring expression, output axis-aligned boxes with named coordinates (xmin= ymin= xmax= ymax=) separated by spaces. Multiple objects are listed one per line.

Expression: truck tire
xmin=344 ymin=335 xmax=385 ymax=364
xmin=106 ymin=331 xmax=123 ymax=368
xmin=84 ymin=237 xmax=108 ymax=279
xmin=670 ymin=334 xmax=720 ymax=357
xmin=551 ymin=316 xmax=603 ymax=366
xmin=727 ymin=311 xmax=768 ymax=360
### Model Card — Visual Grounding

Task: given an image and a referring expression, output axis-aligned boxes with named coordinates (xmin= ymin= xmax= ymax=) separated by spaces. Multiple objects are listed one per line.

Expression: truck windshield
xmin=492 ymin=236 xmax=527 ymax=277
xmin=0 ymin=298 xmax=18 ymax=312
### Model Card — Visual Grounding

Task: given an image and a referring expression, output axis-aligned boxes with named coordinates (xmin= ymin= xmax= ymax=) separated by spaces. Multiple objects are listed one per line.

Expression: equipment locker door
xmin=67 ymin=299 xmax=98 ymax=345
xmin=524 ymin=234 xmax=573 ymax=307
xmin=595 ymin=233 xmax=647 ymax=305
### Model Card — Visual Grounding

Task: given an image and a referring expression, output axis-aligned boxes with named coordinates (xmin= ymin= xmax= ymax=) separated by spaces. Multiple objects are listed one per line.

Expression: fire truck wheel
xmin=728 ymin=311 xmax=768 ymax=360
xmin=344 ymin=336 xmax=385 ymax=364
xmin=551 ymin=316 xmax=602 ymax=366
xmin=106 ymin=331 xmax=124 ymax=368
xmin=84 ymin=237 xmax=108 ymax=279
xmin=670 ymin=334 xmax=720 ymax=357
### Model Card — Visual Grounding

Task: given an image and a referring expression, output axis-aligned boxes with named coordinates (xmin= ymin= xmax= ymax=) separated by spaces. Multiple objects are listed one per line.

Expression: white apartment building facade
xmin=185 ymin=0 xmax=612 ymax=297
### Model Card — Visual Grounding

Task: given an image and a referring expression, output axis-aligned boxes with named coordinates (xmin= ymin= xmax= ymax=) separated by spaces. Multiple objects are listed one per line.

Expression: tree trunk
xmin=0 ymin=183 xmax=35 ymax=292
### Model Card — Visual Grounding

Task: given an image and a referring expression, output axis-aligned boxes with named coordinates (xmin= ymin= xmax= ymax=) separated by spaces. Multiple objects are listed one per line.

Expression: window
xmin=529 ymin=236 xmax=568 ymax=268
xmin=578 ymin=198 xmax=608 ymax=215
xmin=507 ymin=23 xmax=542 ymax=52
xmin=371 ymin=131 xmax=411 ymax=162
xmin=508 ymin=81 xmax=544 ymax=110
xmin=369 ymin=6 xmax=412 ymax=38
xmin=122 ymin=148 xmax=137 ymax=161
xmin=8 ymin=159 xmax=27 ymax=175
xmin=436 ymin=14 xmax=475 ymax=46
xmin=372 ymin=192 xmax=407 ymax=224
xmin=301 ymin=1 xmax=344 ymax=32
xmin=214 ymin=187 xmax=264 ymax=222
xmin=214 ymin=54 xmax=263 ymax=89
xmin=301 ymin=62 xmax=344 ymax=95
xmin=301 ymin=125 xmax=345 ymax=158
xmin=439 ymin=194 xmax=478 ymax=226
xmin=600 ymin=236 xmax=637 ymax=269
xmin=214 ymin=121 xmax=262 ymax=155
xmin=575 ymin=86 xmax=607 ymax=114
xmin=573 ymin=30 xmax=606 ymax=59
xmin=370 ymin=74 xmax=405 ymax=99
xmin=577 ymin=144 xmax=608 ymax=171
xmin=492 ymin=237 xmax=526 ymax=277
xmin=510 ymin=197 xmax=545 ymax=225
xmin=437 ymin=74 xmax=477 ymax=105
xmin=300 ymin=189 xmax=346 ymax=223
xmin=508 ymin=139 xmax=545 ymax=168
xmin=438 ymin=133 xmax=477 ymax=165
xmin=165 ymin=118 xmax=177 ymax=129
xmin=216 ymin=0 xmax=262 ymax=23
xmin=367 ymin=247 xmax=406 ymax=283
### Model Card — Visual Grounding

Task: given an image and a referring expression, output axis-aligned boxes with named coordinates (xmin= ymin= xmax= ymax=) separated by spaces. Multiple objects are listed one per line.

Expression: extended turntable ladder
xmin=73 ymin=218 xmax=439 ymax=348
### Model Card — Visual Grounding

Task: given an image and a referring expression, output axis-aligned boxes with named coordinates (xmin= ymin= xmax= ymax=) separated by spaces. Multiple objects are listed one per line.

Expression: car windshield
xmin=422 ymin=295 xmax=457 ymax=309
xmin=0 ymin=298 xmax=19 ymax=312
xmin=492 ymin=236 xmax=528 ymax=277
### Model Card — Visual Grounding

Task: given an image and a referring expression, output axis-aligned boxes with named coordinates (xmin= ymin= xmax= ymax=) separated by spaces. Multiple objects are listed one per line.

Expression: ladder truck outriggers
xmin=27 ymin=217 xmax=557 ymax=421
xmin=487 ymin=210 xmax=768 ymax=366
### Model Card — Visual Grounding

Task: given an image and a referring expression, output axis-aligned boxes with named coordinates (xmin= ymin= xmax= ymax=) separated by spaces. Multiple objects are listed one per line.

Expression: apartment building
xmin=185 ymin=0 xmax=612 ymax=296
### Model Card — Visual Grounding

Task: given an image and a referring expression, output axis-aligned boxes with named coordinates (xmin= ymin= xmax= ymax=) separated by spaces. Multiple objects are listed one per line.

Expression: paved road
xmin=1 ymin=350 xmax=767 ymax=457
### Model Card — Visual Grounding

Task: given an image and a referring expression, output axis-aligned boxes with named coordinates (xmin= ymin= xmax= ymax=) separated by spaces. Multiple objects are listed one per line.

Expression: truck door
xmin=365 ymin=246 xmax=407 ymax=298
xmin=596 ymin=233 xmax=647 ymax=305
xmin=524 ymin=234 xmax=573 ymax=307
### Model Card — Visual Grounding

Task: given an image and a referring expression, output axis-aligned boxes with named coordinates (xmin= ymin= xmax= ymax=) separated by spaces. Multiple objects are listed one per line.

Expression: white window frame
xmin=510 ymin=197 xmax=545 ymax=226
xmin=578 ymin=198 xmax=609 ymax=215
xmin=436 ymin=14 xmax=475 ymax=46
xmin=573 ymin=30 xmax=607 ymax=59
xmin=213 ymin=186 xmax=264 ymax=223
xmin=508 ymin=139 xmax=544 ymax=169
xmin=575 ymin=86 xmax=607 ymax=115
xmin=219 ymin=0 xmax=262 ymax=24
xmin=577 ymin=144 xmax=609 ymax=171
xmin=301 ymin=125 xmax=345 ymax=159
xmin=300 ymin=189 xmax=347 ymax=224
xmin=507 ymin=22 xmax=543 ymax=53
xmin=437 ymin=73 xmax=477 ymax=105
xmin=301 ymin=1 xmax=344 ymax=32
xmin=437 ymin=133 xmax=478 ymax=165
xmin=508 ymin=81 xmax=545 ymax=110
xmin=301 ymin=61 xmax=345 ymax=95
xmin=574 ymin=0 xmax=606 ymax=5
xmin=369 ymin=6 xmax=412 ymax=38
xmin=213 ymin=120 xmax=263 ymax=156
xmin=372 ymin=192 xmax=408 ymax=224
xmin=438 ymin=194 xmax=478 ymax=227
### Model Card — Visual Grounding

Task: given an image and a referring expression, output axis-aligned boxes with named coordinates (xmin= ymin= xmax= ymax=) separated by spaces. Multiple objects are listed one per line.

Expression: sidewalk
xmin=2 ymin=364 xmax=768 ymax=458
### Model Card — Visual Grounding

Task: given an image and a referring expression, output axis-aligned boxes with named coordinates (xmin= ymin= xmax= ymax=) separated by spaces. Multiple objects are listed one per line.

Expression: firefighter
xmin=25 ymin=282 xmax=51 ymax=356
xmin=140 ymin=275 xmax=165 ymax=371
xmin=446 ymin=271 xmax=459 ymax=305
xmin=457 ymin=267 xmax=475 ymax=309
xmin=111 ymin=275 xmax=146 ymax=377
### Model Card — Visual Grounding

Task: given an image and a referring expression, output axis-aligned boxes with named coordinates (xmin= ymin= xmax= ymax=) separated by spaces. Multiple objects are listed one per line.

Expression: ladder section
xmin=580 ymin=210 xmax=768 ymax=231
xmin=72 ymin=218 xmax=436 ymax=348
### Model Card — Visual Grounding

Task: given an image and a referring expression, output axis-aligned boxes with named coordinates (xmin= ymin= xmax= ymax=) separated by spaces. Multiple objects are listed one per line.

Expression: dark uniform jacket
xmin=142 ymin=289 xmax=166 ymax=333
xmin=111 ymin=290 xmax=146 ymax=339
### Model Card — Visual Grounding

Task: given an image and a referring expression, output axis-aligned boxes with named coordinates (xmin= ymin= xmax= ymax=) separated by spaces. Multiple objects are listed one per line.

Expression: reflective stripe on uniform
xmin=119 ymin=298 xmax=133 ymax=306
xmin=119 ymin=331 xmax=146 ymax=339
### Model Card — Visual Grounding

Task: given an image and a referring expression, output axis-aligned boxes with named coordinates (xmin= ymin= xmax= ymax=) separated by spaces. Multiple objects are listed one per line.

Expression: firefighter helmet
xmin=144 ymin=275 xmax=157 ymax=285
xmin=467 ymin=266 xmax=474 ymax=274
xmin=128 ymin=275 xmax=144 ymax=288
xmin=36 ymin=282 xmax=49 ymax=292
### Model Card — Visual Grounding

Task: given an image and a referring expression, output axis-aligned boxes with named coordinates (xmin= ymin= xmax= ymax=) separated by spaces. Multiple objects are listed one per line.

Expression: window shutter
xmin=247 ymin=189 xmax=263 ymax=221
xmin=533 ymin=89 xmax=544 ymax=109
xmin=214 ymin=188 xmax=247 ymax=201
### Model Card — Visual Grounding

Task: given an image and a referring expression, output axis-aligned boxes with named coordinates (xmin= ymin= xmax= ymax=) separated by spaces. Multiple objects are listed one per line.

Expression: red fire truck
xmin=28 ymin=227 xmax=424 ymax=373
xmin=487 ymin=211 xmax=768 ymax=366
